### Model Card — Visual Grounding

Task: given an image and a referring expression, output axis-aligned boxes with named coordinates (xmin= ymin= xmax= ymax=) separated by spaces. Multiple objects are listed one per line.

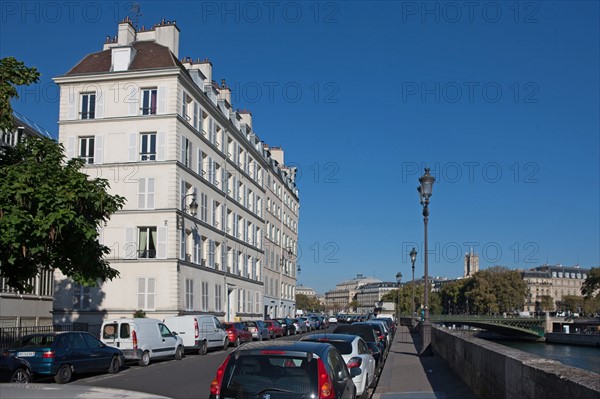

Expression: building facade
xmin=464 ymin=250 xmax=479 ymax=278
xmin=522 ymin=265 xmax=590 ymax=313
xmin=324 ymin=274 xmax=382 ymax=312
xmin=355 ymin=282 xmax=397 ymax=314
xmin=0 ymin=113 xmax=56 ymax=328
xmin=52 ymin=18 xmax=298 ymax=325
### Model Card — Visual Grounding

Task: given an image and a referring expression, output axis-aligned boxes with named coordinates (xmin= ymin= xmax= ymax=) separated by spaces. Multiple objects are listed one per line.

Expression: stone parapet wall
xmin=432 ymin=327 xmax=600 ymax=399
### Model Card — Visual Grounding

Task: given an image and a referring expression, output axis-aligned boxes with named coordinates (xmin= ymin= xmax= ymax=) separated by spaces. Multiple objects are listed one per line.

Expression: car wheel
xmin=54 ymin=364 xmax=72 ymax=384
xmin=234 ymin=337 xmax=241 ymax=347
xmin=175 ymin=345 xmax=184 ymax=360
xmin=108 ymin=355 xmax=120 ymax=374
xmin=10 ymin=368 xmax=31 ymax=383
xmin=198 ymin=340 xmax=208 ymax=355
xmin=139 ymin=351 xmax=151 ymax=367
xmin=223 ymin=338 xmax=229 ymax=351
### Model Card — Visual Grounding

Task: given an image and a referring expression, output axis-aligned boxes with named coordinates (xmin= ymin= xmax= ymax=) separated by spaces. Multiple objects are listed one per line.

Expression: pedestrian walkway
xmin=372 ymin=326 xmax=479 ymax=399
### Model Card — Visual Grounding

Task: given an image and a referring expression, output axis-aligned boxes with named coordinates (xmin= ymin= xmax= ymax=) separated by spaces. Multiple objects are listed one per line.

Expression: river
xmin=490 ymin=339 xmax=600 ymax=374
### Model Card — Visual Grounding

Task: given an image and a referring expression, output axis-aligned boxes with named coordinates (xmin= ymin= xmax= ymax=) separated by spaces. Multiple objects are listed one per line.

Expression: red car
xmin=264 ymin=320 xmax=284 ymax=339
xmin=222 ymin=322 xmax=252 ymax=347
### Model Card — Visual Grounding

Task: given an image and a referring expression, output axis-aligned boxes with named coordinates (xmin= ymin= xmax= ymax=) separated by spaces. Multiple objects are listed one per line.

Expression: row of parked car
xmin=0 ymin=314 xmax=336 ymax=385
xmin=209 ymin=316 xmax=396 ymax=399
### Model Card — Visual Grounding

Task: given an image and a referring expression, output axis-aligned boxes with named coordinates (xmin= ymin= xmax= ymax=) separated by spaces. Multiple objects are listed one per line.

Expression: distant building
xmin=324 ymin=274 xmax=382 ymax=312
xmin=355 ymin=282 xmax=397 ymax=314
xmin=522 ymin=265 xmax=591 ymax=313
xmin=296 ymin=285 xmax=317 ymax=298
xmin=0 ymin=112 xmax=55 ymax=328
xmin=464 ymin=250 xmax=479 ymax=277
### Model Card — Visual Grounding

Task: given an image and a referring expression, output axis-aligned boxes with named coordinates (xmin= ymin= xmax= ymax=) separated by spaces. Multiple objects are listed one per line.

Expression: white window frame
xmin=137 ymin=277 xmax=156 ymax=310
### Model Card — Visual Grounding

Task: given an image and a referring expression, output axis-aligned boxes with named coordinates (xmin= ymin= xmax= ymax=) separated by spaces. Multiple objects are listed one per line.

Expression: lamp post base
xmin=419 ymin=320 xmax=433 ymax=357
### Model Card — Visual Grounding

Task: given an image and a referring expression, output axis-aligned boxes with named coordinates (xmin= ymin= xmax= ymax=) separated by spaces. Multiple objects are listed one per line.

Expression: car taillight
xmin=347 ymin=356 xmax=362 ymax=369
xmin=42 ymin=351 xmax=55 ymax=358
xmin=210 ymin=356 xmax=230 ymax=397
xmin=132 ymin=330 xmax=138 ymax=350
xmin=317 ymin=358 xmax=336 ymax=399
xmin=194 ymin=319 xmax=199 ymax=339
xmin=378 ymin=334 xmax=385 ymax=341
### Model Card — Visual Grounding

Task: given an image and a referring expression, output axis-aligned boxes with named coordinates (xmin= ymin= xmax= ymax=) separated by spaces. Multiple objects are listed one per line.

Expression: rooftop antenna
xmin=129 ymin=1 xmax=142 ymax=28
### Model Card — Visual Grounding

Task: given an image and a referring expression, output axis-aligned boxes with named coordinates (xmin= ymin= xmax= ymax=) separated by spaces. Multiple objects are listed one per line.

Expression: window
xmin=208 ymin=240 xmax=215 ymax=268
xmin=185 ymin=278 xmax=194 ymax=311
xmin=140 ymin=132 xmax=157 ymax=161
xmin=79 ymin=136 xmax=94 ymax=164
xmin=182 ymin=92 xmax=192 ymax=121
xmin=137 ymin=277 xmax=156 ymax=310
xmin=137 ymin=178 xmax=155 ymax=209
xmin=215 ymin=284 xmax=222 ymax=312
xmin=80 ymin=93 xmax=96 ymax=119
xmin=200 ymin=193 xmax=208 ymax=222
xmin=182 ymin=136 xmax=192 ymax=168
xmin=142 ymin=88 xmax=157 ymax=115
xmin=73 ymin=284 xmax=91 ymax=310
xmin=138 ymin=227 xmax=157 ymax=258
xmin=202 ymin=281 xmax=209 ymax=311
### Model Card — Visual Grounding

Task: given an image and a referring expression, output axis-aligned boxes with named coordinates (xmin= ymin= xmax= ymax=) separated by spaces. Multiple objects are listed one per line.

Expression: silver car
xmin=293 ymin=318 xmax=308 ymax=333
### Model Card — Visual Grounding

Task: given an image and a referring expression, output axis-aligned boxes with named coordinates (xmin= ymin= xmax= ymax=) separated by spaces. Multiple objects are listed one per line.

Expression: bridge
xmin=421 ymin=315 xmax=546 ymax=338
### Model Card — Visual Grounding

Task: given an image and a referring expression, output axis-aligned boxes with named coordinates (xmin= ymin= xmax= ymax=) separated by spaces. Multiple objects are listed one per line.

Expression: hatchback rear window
xmin=12 ymin=334 xmax=55 ymax=348
xmin=308 ymin=340 xmax=352 ymax=355
xmin=222 ymin=354 xmax=317 ymax=398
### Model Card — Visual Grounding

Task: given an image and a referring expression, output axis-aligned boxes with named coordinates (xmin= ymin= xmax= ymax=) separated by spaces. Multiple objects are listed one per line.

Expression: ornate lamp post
xmin=396 ymin=272 xmax=403 ymax=322
xmin=409 ymin=247 xmax=417 ymax=317
xmin=417 ymin=167 xmax=435 ymax=356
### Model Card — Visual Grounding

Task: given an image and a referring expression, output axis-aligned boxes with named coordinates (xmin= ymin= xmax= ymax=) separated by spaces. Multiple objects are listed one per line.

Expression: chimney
xmin=270 ymin=147 xmax=284 ymax=166
xmin=218 ymin=79 xmax=232 ymax=105
xmin=238 ymin=109 xmax=252 ymax=130
xmin=117 ymin=18 xmax=136 ymax=46
xmin=154 ymin=19 xmax=180 ymax=58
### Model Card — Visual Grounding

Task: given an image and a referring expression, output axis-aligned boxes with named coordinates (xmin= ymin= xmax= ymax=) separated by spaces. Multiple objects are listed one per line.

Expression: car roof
xmin=232 ymin=339 xmax=332 ymax=356
xmin=302 ymin=333 xmax=360 ymax=343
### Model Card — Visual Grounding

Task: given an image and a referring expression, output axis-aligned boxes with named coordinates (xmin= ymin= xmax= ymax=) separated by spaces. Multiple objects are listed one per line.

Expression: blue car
xmin=8 ymin=331 xmax=124 ymax=383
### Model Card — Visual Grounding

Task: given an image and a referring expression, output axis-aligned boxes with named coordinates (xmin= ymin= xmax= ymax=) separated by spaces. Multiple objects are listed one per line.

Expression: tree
xmin=582 ymin=267 xmax=600 ymax=299
xmin=0 ymin=57 xmax=40 ymax=132
xmin=0 ymin=137 xmax=126 ymax=291
xmin=539 ymin=295 xmax=554 ymax=312
xmin=463 ymin=267 xmax=528 ymax=315
xmin=296 ymin=293 xmax=324 ymax=313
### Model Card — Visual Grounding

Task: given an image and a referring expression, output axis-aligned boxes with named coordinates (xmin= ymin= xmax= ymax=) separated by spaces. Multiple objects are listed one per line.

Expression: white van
xmin=163 ymin=315 xmax=228 ymax=355
xmin=100 ymin=318 xmax=184 ymax=366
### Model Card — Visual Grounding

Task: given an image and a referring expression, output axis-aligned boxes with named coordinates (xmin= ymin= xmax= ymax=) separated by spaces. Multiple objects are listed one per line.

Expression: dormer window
xmin=80 ymin=93 xmax=96 ymax=119
xmin=142 ymin=88 xmax=157 ymax=115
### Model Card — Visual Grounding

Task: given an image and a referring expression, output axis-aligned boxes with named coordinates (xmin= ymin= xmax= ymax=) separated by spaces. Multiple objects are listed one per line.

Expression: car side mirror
xmin=350 ymin=367 xmax=362 ymax=378
xmin=172 ymin=332 xmax=178 ymax=336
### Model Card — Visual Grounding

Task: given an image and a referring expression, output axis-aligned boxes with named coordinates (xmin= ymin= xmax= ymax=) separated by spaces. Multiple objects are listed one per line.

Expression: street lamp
xmin=396 ymin=272 xmax=402 ymax=322
xmin=410 ymin=247 xmax=417 ymax=317
xmin=417 ymin=167 xmax=435 ymax=356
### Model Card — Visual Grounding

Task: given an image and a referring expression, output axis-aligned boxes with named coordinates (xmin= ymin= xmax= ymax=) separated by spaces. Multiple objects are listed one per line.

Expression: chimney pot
xmin=221 ymin=79 xmax=226 ymax=88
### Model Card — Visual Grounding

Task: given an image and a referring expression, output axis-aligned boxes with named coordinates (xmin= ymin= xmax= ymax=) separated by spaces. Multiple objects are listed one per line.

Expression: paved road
xmin=72 ymin=329 xmax=310 ymax=399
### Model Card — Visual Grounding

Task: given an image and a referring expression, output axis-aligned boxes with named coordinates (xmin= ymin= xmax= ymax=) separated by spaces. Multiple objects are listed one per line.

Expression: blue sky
xmin=2 ymin=1 xmax=599 ymax=294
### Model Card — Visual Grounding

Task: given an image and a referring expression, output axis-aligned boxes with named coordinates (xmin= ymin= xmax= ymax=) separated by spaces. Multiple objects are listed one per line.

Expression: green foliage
xmin=133 ymin=310 xmax=147 ymax=318
xmin=539 ymin=295 xmax=554 ymax=311
xmin=381 ymin=284 xmax=424 ymax=315
xmin=464 ymin=267 xmax=528 ymax=315
xmin=0 ymin=137 xmax=126 ymax=291
xmin=296 ymin=293 xmax=324 ymax=313
xmin=0 ymin=57 xmax=40 ymax=132
xmin=582 ymin=267 xmax=600 ymax=299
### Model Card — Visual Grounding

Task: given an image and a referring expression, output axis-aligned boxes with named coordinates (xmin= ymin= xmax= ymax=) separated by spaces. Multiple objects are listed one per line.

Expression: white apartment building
xmin=52 ymin=18 xmax=299 ymax=325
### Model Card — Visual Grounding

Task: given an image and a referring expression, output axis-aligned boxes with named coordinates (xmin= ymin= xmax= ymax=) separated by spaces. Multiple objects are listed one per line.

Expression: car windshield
xmin=222 ymin=354 xmax=317 ymax=399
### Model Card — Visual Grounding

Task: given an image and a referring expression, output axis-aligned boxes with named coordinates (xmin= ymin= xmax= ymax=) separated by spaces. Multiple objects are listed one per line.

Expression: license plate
xmin=17 ymin=351 xmax=35 ymax=357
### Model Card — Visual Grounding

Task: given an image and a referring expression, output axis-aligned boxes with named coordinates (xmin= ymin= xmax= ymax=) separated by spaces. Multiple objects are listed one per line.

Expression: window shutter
xmin=128 ymin=86 xmax=139 ymax=116
xmin=95 ymin=90 xmax=104 ymax=118
xmin=157 ymin=131 xmax=166 ymax=161
xmin=66 ymin=137 xmax=75 ymax=159
xmin=66 ymin=88 xmax=76 ymax=120
xmin=125 ymin=227 xmax=136 ymax=259
xmin=157 ymin=226 xmax=167 ymax=259
xmin=157 ymin=86 xmax=166 ymax=114
xmin=137 ymin=178 xmax=146 ymax=208
xmin=94 ymin=136 xmax=103 ymax=164
xmin=128 ymin=133 xmax=137 ymax=162
xmin=147 ymin=178 xmax=155 ymax=209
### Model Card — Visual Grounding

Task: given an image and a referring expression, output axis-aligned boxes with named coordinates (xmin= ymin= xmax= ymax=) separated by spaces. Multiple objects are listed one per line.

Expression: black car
xmin=275 ymin=318 xmax=297 ymax=336
xmin=0 ymin=354 xmax=32 ymax=383
xmin=209 ymin=340 xmax=359 ymax=399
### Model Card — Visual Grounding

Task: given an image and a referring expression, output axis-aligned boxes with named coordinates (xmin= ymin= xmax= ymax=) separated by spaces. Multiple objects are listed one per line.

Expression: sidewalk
xmin=372 ymin=326 xmax=479 ymax=399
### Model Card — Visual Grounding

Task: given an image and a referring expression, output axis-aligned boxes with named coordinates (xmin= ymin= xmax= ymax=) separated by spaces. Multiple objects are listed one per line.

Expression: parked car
xmin=301 ymin=333 xmax=376 ymax=397
xmin=0 ymin=353 xmax=32 ymax=383
xmin=329 ymin=316 xmax=339 ymax=324
xmin=333 ymin=324 xmax=385 ymax=365
xmin=292 ymin=318 xmax=308 ymax=334
xmin=222 ymin=322 xmax=253 ymax=347
xmin=100 ymin=318 xmax=183 ymax=366
xmin=307 ymin=316 xmax=321 ymax=330
xmin=244 ymin=321 xmax=269 ymax=341
xmin=163 ymin=315 xmax=228 ymax=354
xmin=275 ymin=318 xmax=297 ymax=336
xmin=209 ymin=340 xmax=359 ymax=399
xmin=7 ymin=332 xmax=123 ymax=383
xmin=264 ymin=320 xmax=284 ymax=338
